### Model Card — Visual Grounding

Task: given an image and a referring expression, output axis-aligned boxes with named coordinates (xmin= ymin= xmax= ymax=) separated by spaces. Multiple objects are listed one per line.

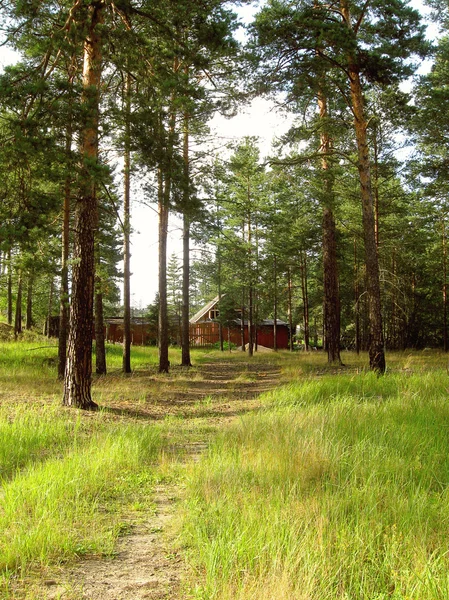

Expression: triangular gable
xmin=189 ymin=295 xmax=220 ymax=324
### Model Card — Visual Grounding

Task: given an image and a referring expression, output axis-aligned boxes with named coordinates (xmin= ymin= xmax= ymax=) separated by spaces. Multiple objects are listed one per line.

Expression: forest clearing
xmin=2 ymin=342 xmax=449 ymax=599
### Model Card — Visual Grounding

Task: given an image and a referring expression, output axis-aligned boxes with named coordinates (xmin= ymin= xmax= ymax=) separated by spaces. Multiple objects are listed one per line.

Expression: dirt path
xmin=25 ymin=359 xmax=282 ymax=600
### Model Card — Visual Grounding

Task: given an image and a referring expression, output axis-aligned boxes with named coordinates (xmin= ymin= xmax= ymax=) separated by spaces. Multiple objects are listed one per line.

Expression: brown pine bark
xmin=158 ymin=168 xmax=170 ymax=373
xmin=26 ymin=274 xmax=33 ymax=330
xmin=7 ymin=249 xmax=12 ymax=326
xmin=123 ymin=71 xmax=132 ymax=373
xmin=14 ymin=272 xmax=23 ymax=337
xmin=95 ymin=286 xmax=106 ymax=375
xmin=341 ymin=0 xmax=385 ymax=373
xmin=318 ymin=89 xmax=342 ymax=365
xmin=63 ymin=1 xmax=103 ymax=409
xmin=181 ymin=110 xmax=192 ymax=367
xmin=58 ymin=123 xmax=72 ymax=379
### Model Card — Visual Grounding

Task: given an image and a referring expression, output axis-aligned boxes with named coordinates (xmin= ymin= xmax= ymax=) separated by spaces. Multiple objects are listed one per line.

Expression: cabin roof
xmin=189 ymin=295 xmax=220 ymax=324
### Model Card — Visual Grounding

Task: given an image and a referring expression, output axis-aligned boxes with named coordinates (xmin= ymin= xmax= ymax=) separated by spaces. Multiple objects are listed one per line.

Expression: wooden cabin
xmin=104 ymin=317 xmax=156 ymax=345
xmin=189 ymin=296 xmax=290 ymax=349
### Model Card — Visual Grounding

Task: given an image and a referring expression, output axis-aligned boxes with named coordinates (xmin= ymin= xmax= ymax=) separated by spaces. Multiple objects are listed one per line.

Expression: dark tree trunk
xmin=63 ymin=1 xmax=103 ymax=409
xmin=58 ymin=122 xmax=72 ymax=380
xmin=95 ymin=286 xmax=106 ymax=375
xmin=26 ymin=274 xmax=33 ymax=330
xmin=14 ymin=272 xmax=23 ymax=337
xmin=354 ymin=238 xmax=360 ymax=355
xmin=240 ymin=298 xmax=246 ymax=352
xmin=181 ymin=111 xmax=192 ymax=367
xmin=273 ymin=256 xmax=278 ymax=351
xmin=46 ymin=278 xmax=54 ymax=339
xmin=181 ymin=214 xmax=192 ymax=366
xmin=7 ymin=249 xmax=12 ymax=326
xmin=287 ymin=267 xmax=294 ymax=352
xmin=341 ymin=0 xmax=385 ymax=373
xmin=318 ymin=89 xmax=342 ymax=365
xmin=299 ymin=256 xmax=310 ymax=351
xmin=123 ymin=71 xmax=132 ymax=373
xmin=158 ymin=169 xmax=170 ymax=373
xmin=443 ymin=220 xmax=448 ymax=352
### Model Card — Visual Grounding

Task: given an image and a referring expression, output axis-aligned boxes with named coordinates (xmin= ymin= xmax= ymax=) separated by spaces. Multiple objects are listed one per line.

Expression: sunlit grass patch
xmin=0 ymin=411 xmax=162 ymax=588
xmin=185 ymin=369 xmax=449 ymax=599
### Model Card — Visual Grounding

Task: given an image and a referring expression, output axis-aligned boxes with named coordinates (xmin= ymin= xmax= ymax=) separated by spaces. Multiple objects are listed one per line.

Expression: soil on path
xmin=19 ymin=358 xmax=282 ymax=600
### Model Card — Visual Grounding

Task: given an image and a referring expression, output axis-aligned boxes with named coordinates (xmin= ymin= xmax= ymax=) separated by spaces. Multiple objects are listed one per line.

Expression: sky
xmin=0 ymin=0 xmax=439 ymax=309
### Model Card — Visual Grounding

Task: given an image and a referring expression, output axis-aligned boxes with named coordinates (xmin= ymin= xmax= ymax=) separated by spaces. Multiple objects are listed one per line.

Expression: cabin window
xmin=209 ymin=309 xmax=220 ymax=319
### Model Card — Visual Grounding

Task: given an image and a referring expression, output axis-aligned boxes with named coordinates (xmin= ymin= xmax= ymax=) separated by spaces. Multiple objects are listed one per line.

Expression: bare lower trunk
xmin=318 ymin=89 xmax=342 ymax=365
xmin=26 ymin=274 xmax=33 ymax=330
xmin=58 ymin=125 xmax=72 ymax=379
xmin=7 ymin=249 xmax=12 ymax=325
xmin=273 ymin=257 xmax=278 ymax=351
xmin=240 ymin=298 xmax=245 ymax=352
xmin=123 ymin=71 xmax=132 ymax=373
xmin=63 ymin=1 xmax=103 ymax=409
xmin=248 ymin=285 xmax=254 ymax=356
xmin=341 ymin=0 xmax=385 ymax=373
xmin=46 ymin=278 xmax=54 ymax=339
xmin=354 ymin=238 xmax=360 ymax=354
xmin=323 ymin=207 xmax=341 ymax=363
xmin=158 ymin=169 xmax=170 ymax=373
xmin=14 ymin=272 xmax=22 ymax=337
xmin=181 ymin=214 xmax=192 ymax=366
xmin=95 ymin=288 xmax=106 ymax=375
xmin=181 ymin=111 xmax=191 ymax=367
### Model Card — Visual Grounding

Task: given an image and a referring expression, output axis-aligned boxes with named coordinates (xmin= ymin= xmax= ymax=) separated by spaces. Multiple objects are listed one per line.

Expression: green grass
xmin=3 ymin=339 xmax=449 ymax=599
xmin=184 ymin=369 xmax=449 ymax=600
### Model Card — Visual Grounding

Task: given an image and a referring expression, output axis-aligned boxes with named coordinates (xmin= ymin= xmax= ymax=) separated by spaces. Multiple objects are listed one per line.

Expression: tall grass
xmin=0 ymin=405 xmax=163 ymax=596
xmin=185 ymin=370 xmax=449 ymax=599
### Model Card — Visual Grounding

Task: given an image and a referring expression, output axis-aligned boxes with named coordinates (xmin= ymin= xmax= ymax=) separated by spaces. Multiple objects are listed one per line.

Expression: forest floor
xmin=15 ymin=357 xmax=282 ymax=600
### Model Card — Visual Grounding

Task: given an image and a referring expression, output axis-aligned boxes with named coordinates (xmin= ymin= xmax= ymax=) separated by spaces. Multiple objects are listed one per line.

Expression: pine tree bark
xmin=287 ymin=267 xmax=294 ymax=352
xmin=318 ymin=90 xmax=342 ymax=365
xmin=341 ymin=0 xmax=385 ymax=373
xmin=7 ymin=249 xmax=12 ymax=326
xmin=181 ymin=110 xmax=192 ymax=367
xmin=63 ymin=1 xmax=103 ymax=409
xmin=158 ymin=168 xmax=170 ymax=373
xmin=123 ymin=71 xmax=132 ymax=373
xmin=46 ymin=278 xmax=54 ymax=339
xmin=14 ymin=272 xmax=22 ymax=337
xmin=95 ymin=286 xmax=106 ymax=374
xmin=299 ymin=256 xmax=310 ymax=350
xmin=58 ymin=122 xmax=72 ymax=380
xmin=26 ymin=274 xmax=33 ymax=330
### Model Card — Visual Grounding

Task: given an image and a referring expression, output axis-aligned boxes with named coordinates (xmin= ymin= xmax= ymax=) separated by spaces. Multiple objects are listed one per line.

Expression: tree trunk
xmin=95 ymin=286 xmax=106 ymax=374
xmin=158 ymin=168 xmax=170 ymax=373
xmin=14 ymin=272 xmax=23 ymax=337
xmin=7 ymin=249 xmax=12 ymax=326
xmin=240 ymin=297 xmax=246 ymax=351
xmin=26 ymin=274 xmax=33 ymax=330
xmin=46 ymin=278 xmax=54 ymax=339
xmin=341 ymin=0 xmax=385 ymax=373
xmin=63 ymin=1 xmax=103 ymax=409
xmin=354 ymin=237 xmax=360 ymax=354
xmin=318 ymin=89 xmax=342 ymax=365
xmin=273 ymin=256 xmax=278 ymax=351
xmin=181 ymin=110 xmax=192 ymax=367
xmin=443 ymin=219 xmax=448 ymax=352
xmin=123 ymin=71 xmax=132 ymax=373
xmin=287 ymin=267 xmax=294 ymax=352
xmin=58 ymin=122 xmax=72 ymax=380
xmin=299 ymin=255 xmax=310 ymax=350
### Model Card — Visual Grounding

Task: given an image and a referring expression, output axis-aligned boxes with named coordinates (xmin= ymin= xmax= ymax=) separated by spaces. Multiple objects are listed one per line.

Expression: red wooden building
xmin=189 ymin=296 xmax=290 ymax=349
